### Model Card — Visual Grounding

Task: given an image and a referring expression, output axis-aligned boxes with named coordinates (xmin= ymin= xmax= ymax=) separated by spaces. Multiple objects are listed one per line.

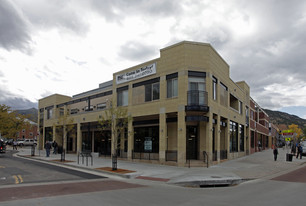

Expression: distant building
xmin=38 ymin=41 xmax=270 ymax=166
xmin=16 ymin=119 xmax=38 ymax=140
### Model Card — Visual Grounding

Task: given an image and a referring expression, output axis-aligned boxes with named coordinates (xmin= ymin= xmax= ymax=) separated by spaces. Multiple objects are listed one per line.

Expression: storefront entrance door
xmin=186 ymin=126 xmax=198 ymax=160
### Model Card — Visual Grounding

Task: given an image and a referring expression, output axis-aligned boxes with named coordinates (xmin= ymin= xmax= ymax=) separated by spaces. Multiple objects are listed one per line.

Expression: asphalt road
xmin=0 ymin=150 xmax=105 ymax=186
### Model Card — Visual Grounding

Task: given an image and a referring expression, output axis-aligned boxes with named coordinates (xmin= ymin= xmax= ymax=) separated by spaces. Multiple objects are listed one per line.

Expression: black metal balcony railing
xmin=186 ymin=90 xmax=209 ymax=112
xmin=187 ymin=90 xmax=208 ymax=106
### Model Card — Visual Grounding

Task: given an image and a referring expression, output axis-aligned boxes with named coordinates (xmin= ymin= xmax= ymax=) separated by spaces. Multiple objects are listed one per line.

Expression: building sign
xmin=144 ymin=137 xmax=152 ymax=152
xmin=116 ymin=63 xmax=156 ymax=85
xmin=282 ymin=130 xmax=294 ymax=136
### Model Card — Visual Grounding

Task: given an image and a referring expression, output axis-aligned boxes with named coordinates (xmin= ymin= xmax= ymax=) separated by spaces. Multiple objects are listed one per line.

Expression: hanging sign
xmin=116 ymin=63 xmax=156 ymax=85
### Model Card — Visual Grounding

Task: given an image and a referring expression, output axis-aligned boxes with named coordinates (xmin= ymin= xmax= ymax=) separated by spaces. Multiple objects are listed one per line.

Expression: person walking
xmin=45 ymin=141 xmax=52 ymax=157
xmin=291 ymin=143 xmax=296 ymax=155
xmin=273 ymin=147 xmax=278 ymax=161
xmin=296 ymin=144 xmax=303 ymax=159
xmin=53 ymin=141 xmax=58 ymax=154
xmin=13 ymin=140 xmax=17 ymax=150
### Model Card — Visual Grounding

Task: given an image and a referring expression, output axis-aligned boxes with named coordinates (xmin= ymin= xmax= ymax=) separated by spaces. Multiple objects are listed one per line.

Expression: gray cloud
xmin=0 ymin=87 xmax=37 ymax=110
xmin=212 ymin=1 xmax=306 ymax=109
xmin=86 ymin=0 xmax=182 ymax=22
xmin=119 ymin=41 xmax=158 ymax=62
xmin=16 ymin=0 xmax=89 ymax=35
xmin=0 ymin=0 xmax=32 ymax=53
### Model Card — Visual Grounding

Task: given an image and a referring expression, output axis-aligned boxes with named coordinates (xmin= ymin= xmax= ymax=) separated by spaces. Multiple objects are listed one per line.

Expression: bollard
xmin=31 ymin=145 xmax=35 ymax=156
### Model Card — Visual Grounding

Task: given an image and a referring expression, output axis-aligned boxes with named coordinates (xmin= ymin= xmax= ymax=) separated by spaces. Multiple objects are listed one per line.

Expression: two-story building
xmin=38 ymin=41 xmax=252 ymax=166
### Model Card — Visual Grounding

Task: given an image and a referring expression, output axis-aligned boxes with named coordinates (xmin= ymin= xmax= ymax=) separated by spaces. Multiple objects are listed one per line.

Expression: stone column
xmin=216 ymin=115 xmax=221 ymax=162
xmin=159 ymin=110 xmax=167 ymax=163
xmin=127 ymin=118 xmax=134 ymax=160
xmin=177 ymin=108 xmax=186 ymax=166
xmin=77 ymin=122 xmax=82 ymax=153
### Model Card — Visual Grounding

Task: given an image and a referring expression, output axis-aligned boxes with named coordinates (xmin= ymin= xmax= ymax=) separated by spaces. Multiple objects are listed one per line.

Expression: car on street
xmin=301 ymin=142 xmax=306 ymax=156
xmin=0 ymin=139 xmax=6 ymax=153
xmin=16 ymin=139 xmax=25 ymax=146
xmin=23 ymin=139 xmax=37 ymax=146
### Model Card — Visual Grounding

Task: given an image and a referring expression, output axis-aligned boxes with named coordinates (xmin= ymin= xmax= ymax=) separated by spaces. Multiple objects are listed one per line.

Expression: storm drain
xmin=173 ymin=178 xmax=245 ymax=188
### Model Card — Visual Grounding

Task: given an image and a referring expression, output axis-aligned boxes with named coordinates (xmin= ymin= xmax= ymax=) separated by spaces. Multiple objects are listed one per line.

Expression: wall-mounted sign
xmin=116 ymin=63 xmax=156 ymax=85
xmin=144 ymin=137 xmax=152 ymax=152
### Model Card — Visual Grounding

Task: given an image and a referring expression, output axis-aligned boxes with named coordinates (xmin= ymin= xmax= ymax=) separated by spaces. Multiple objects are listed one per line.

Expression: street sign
xmin=285 ymin=138 xmax=291 ymax=141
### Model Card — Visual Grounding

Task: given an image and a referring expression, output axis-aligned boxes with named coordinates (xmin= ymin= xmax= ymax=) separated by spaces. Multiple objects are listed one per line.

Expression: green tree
xmin=98 ymin=100 xmax=131 ymax=170
xmin=53 ymin=107 xmax=74 ymax=158
xmin=0 ymin=104 xmax=30 ymax=139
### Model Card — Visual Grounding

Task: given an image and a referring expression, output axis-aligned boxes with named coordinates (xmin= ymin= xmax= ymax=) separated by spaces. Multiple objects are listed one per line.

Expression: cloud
xmin=0 ymin=87 xmax=37 ymax=110
xmin=119 ymin=41 xmax=158 ymax=62
xmin=87 ymin=0 xmax=182 ymax=22
xmin=15 ymin=0 xmax=89 ymax=35
xmin=0 ymin=0 xmax=32 ymax=53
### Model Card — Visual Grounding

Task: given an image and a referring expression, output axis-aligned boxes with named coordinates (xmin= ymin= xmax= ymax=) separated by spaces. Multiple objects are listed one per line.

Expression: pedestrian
xmin=291 ymin=143 xmax=296 ymax=155
xmin=13 ymin=140 xmax=17 ymax=150
xmin=45 ymin=141 xmax=52 ymax=157
xmin=296 ymin=144 xmax=303 ymax=159
xmin=258 ymin=141 xmax=262 ymax=151
xmin=53 ymin=141 xmax=58 ymax=154
xmin=273 ymin=147 xmax=278 ymax=161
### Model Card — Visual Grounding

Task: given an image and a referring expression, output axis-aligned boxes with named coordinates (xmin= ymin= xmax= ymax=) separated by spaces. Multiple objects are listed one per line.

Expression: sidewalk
xmin=13 ymin=146 xmax=306 ymax=187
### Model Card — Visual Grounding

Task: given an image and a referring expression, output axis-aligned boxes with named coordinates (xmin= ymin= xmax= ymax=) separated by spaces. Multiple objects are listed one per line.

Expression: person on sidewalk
xmin=45 ymin=141 xmax=52 ymax=157
xmin=296 ymin=144 xmax=303 ymax=159
xmin=52 ymin=141 xmax=58 ymax=154
xmin=13 ymin=140 xmax=18 ymax=150
xmin=273 ymin=147 xmax=278 ymax=161
xmin=291 ymin=143 xmax=296 ymax=155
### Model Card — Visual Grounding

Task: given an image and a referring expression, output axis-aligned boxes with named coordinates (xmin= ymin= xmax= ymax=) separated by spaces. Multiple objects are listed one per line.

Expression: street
xmin=0 ymin=150 xmax=105 ymax=186
xmin=0 ymin=149 xmax=306 ymax=205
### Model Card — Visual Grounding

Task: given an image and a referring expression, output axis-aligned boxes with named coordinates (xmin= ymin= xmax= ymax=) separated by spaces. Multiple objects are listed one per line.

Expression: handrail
xmin=203 ymin=151 xmax=209 ymax=168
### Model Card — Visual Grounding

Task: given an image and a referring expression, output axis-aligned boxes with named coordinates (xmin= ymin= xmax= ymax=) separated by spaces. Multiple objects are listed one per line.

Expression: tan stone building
xmin=38 ymin=41 xmax=251 ymax=166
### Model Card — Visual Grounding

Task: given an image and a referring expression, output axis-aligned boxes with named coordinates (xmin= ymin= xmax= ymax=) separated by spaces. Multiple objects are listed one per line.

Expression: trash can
xmin=286 ymin=153 xmax=293 ymax=161
xmin=58 ymin=146 xmax=63 ymax=154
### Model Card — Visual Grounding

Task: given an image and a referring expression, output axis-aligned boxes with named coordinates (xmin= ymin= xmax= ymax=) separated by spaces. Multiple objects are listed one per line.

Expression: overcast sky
xmin=0 ymin=0 xmax=306 ymax=119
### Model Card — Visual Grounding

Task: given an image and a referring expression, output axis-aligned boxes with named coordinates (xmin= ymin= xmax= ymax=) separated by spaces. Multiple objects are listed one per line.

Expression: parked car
xmin=23 ymin=139 xmax=37 ymax=146
xmin=6 ymin=139 xmax=14 ymax=145
xmin=16 ymin=139 xmax=25 ymax=146
xmin=0 ymin=139 xmax=6 ymax=153
xmin=301 ymin=143 xmax=306 ymax=156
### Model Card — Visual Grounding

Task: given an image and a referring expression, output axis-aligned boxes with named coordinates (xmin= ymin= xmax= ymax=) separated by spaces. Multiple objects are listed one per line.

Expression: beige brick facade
xmin=38 ymin=41 xmax=256 ymax=166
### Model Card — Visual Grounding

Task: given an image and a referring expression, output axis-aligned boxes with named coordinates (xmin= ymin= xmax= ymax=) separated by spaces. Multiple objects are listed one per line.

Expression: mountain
xmin=264 ymin=109 xmax=306 ymax=129
xmin=15 ymin=108 xmax=38 ymax=123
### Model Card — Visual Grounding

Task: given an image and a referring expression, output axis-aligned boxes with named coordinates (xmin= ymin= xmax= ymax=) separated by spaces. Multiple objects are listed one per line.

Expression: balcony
xmin=186 ymin=90 xmax=209 ymax=112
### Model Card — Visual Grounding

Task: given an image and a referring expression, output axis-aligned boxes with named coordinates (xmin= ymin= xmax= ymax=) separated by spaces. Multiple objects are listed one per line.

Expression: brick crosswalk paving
xmin=0 ymin=180 xmax=145 ymax=202
xmin=271 ymin=165 xmax=306 ymax=183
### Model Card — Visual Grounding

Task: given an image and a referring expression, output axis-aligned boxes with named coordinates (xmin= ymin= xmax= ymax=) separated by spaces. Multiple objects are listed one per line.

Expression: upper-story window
xmin=167 ymin=73 xmax=178 ymax=98
xmin=117 ymin=86 xmax=129 ymax=106
xmin=59 ymin=108 xmax=64 ymax=116
xmin=97 ymin=103 xmax=106 ymax=110
xmin=47 ymin=108 xmax=53 ymax=119
xmin=132 ymin=78 xmax=160 ymax=105
xmin=220 ymin=82 xmax=228 ymax=107
xmin=212 ymin=76 xmax=217 ymax=101
xmin=188 ymin=77 xmax=205 ymax=91
xmin=145 ymin=82 xmax=160 ymax=101
xmin=239 ymin=101 xmax=243 ymax=114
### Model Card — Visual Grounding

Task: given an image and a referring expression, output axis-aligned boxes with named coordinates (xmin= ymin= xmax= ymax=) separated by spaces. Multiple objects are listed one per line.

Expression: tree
xmin=98 ymin=100 xmax=130 ymax=170
xmin=288 ymin=124 xmax=302 ymax=142
xmin=53 ymin=107 xmax=74 ymax=160
xmin=0 ymin=104 xmax=30 ymax=139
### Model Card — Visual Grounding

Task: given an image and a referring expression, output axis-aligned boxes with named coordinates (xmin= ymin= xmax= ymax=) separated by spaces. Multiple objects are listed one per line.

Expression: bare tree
xmin=98 ymin=100 xmax=130 ymax=170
